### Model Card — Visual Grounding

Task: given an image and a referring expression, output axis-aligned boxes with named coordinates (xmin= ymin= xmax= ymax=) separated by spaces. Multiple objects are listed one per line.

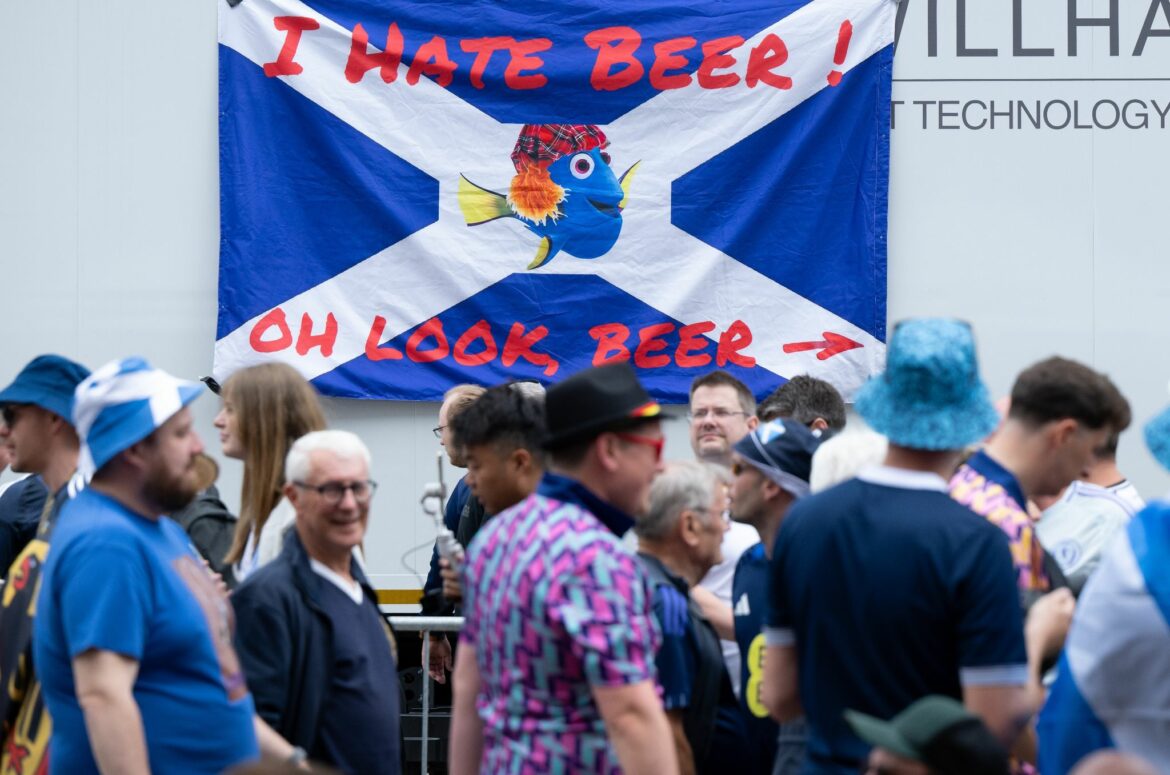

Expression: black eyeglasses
xmin=293 ymin=479 xmax=378 ymax=505
xmin=432 ymin=425 xmax=445 ymax=439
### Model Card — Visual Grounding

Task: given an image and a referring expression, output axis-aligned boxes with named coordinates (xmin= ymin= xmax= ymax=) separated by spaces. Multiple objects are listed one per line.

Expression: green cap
xmin=845 ymin=696 xmax=974 ymax=761
xmin=846 ymin=695 xmax=1012 ymax=775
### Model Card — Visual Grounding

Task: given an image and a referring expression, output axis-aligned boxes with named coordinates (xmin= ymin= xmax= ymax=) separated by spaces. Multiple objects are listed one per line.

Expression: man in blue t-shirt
xmin=34 ymin=357 xmax=302 ymax=774
xmin=762 ymin=319 xmax=1033 ymax=774
xmin=728 ymin=418 xmax=821 ymax=774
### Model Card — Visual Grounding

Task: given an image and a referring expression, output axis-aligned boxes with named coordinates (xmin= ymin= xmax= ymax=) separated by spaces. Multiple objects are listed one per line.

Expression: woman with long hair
xmin=214 ymin=362 xmax=327 ymax=585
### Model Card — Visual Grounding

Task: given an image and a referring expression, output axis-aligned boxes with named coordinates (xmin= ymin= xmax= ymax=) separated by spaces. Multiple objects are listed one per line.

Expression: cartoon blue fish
xmin=458 ymin=124 xmax=639 ymax=270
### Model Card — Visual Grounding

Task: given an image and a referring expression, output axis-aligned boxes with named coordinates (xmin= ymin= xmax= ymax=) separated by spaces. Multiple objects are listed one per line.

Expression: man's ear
xmin=283 ymin=481 xmax=300 ymax=507
xmin=46 ymin=412 xmax=68 ymax=438
xmin=595 ymin=433 xmax=622 ymax=473
xmin=761 ymin=477 xmax=784 ymax=503
xmin=679 ymin=509 xmax=702 ymax=548
xmin=510 ymin=447 xmax=531 ymax=473
xmin=120 ymin=437 xmax=155 ymax=473
xmin=810 ymin=417 xmax=829 ymax=433
xmin=1049 ymin=418 xmax=1079 ymax=447
xmin=747 ymin=415 xmax=760 ymax=431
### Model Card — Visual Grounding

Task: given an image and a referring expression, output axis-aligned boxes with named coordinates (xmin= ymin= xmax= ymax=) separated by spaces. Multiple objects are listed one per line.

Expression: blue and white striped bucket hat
xmin=73 ymin=357 xmax=203 ymax=477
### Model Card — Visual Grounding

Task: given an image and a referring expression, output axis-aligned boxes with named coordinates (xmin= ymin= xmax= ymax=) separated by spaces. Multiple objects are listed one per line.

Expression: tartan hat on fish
xmin=732 ymin=418 xmax=821 ymax=499
xmin=0 ymin=354 xmax=91 ymax=425
xmin=511 ymin=124 xmax=609 ymax=171
xmin=543 ymin=362 xmax=664 ymax=450
xmin=855 ymin=318 xmax=999 ymax=451
xmin=508 ymin=124 xmax=609 ymax=224
xmin=73 ymin=356 xmax=203 ymax=477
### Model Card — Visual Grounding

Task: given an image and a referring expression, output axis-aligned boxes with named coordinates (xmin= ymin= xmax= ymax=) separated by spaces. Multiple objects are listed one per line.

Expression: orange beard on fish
xmin=508 ymin=163 xmax=565 ymax=225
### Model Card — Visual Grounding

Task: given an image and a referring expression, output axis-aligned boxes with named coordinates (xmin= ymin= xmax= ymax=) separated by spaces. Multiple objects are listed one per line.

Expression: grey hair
xmin=636 ymin=460 xmax=728 ymax=541
xmin=285 ymin=430 xmax=371 ymax=484
xmin=809 ymin=427 xmax=887 ymax=493
xmin=509 ymin=380 xmax=546 ymax=404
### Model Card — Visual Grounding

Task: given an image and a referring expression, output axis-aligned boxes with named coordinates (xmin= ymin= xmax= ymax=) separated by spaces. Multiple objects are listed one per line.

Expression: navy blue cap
xmin=0 ymin=355 xmax=91 ymax=425
xmin=732 ymin=418 xmax=821 ymax=498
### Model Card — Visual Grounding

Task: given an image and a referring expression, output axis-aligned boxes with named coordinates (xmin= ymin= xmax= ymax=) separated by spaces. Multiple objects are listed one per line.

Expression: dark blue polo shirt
xmin=767 ymin=466 xmax=1027 ymax=774
xmin=313 ymin=573 xmax=401 ymax=775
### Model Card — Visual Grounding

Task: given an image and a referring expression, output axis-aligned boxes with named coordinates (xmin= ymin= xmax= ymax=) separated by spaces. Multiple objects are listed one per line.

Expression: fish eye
xmin=570 ymin=153 xmax=595 ymax=180
xmin=600 ymin=151 xmax=612 ymax=165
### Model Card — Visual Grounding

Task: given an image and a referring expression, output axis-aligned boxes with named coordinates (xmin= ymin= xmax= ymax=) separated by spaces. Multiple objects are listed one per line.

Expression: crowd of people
xmin=0 ymin=315 xmax=1168 ymax=774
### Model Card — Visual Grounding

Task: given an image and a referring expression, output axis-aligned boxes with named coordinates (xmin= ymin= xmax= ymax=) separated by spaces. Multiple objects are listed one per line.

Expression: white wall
xmin=3 ymin=0 xmax=1169 ymax=600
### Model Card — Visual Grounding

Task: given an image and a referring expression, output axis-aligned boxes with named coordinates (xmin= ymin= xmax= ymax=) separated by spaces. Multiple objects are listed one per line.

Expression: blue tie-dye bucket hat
xmin=1143 ymin=398 xmax=1170 ymax=472
xmin=855 ymin=318 xmax=999 ymax=451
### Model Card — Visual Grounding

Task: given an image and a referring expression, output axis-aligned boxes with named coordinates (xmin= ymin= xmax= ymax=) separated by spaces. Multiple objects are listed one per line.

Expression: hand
xmin=426 ymin=634 xmax=453 ymax=684
xmin=440 ymin=556 xmax=463 ymax=602
xmin=690 ymin=585 xmax=720 ymax=617
xmin=1026 ymin=587 xmax=1076 ymax=666
xmin=864 ymin=747 xmax=930 ymax=775
xmin=201 ymin=558 xmax=229 ymax=599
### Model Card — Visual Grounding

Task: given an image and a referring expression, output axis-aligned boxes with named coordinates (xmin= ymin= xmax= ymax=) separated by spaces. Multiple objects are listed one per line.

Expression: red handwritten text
xmin=250 ymin=310 xmax=761 ymax=375
xmin=264 ymin=16 xmax=804 ymax=92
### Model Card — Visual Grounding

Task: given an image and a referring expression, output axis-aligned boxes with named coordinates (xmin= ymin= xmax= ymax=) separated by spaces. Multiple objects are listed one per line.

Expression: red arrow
xmin=782 ymin=331 xmax=863 ymax=360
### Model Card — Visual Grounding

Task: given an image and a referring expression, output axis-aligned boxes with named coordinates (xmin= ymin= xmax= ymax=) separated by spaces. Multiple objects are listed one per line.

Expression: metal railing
xmin=388 ymin=616 xmax=465 ymax=774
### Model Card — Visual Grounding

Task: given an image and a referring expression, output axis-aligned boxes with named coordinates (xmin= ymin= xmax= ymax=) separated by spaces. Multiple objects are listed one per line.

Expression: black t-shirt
xmin=312 ymin=576 xmax=402 ymax=775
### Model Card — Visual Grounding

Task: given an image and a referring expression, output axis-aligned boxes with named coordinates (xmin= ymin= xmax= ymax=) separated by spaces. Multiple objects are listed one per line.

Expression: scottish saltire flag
xmin=1037 ymin=502 xmax=1170 ymax=773
xmin=215 ymin=0 xmax=894 ymax=401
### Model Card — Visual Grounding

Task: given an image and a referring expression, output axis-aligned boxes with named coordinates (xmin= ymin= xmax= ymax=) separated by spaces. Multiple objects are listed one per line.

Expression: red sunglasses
xmin=615 ymin=432 xmax=665 ymax=462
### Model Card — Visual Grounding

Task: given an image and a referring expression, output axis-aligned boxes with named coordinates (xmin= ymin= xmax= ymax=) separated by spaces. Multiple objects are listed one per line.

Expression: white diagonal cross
xmin=215 ymin=0 xmax=894 ymax=396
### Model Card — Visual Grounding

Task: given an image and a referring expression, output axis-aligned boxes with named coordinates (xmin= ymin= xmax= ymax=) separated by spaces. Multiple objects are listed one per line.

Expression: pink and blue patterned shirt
xmin=461 ymin=473 xmax=660 ymax=774
xmin=950 ymin=450 xmax=1049 ymax=603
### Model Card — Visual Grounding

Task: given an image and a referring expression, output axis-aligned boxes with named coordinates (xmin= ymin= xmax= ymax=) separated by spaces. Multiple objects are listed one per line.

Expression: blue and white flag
xmin=215 ymin=0 xmax=894 ymax=401
xmin=1037 ymin=502 xmax=1170 ymax=773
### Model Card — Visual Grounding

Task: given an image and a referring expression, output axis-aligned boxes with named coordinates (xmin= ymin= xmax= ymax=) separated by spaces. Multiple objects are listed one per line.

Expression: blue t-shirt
xmin=732 ymin=542 xmax=781 ymax=767
xmin=767 ymin=467 xmax=1027 ymax=774
xmin=34 ymin=489 xmax=259 ymax=775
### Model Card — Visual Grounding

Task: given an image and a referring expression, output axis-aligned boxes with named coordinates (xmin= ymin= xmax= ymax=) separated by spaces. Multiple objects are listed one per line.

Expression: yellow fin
xmin=618 ymin=161 xmax=640 ymax=210
xmin=458 ymin=175 xmax=513 ymax=225
xmin=528 ymin=237 xmax=555 ymax=270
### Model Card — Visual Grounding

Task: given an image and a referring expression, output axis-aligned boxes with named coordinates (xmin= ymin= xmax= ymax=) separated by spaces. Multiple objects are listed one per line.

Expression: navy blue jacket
xmin=232 ymin=530 xmax=393 ymax=750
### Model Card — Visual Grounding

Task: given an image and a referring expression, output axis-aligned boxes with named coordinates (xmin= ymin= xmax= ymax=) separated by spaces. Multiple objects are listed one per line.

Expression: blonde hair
xmin=443 ymin=384 xmax=485 ymax=418
xmin=222 ymin=363 xmax=327 ymax=564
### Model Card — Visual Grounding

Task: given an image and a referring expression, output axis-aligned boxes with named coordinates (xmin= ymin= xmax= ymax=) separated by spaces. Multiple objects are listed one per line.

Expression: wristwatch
xmin=287 ymin=746 xmax=308 ymax=766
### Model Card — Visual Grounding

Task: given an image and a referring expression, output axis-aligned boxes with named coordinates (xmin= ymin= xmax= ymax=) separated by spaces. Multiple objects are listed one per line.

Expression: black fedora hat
xmin=543 ymin=362 xmax=664 ymax=450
